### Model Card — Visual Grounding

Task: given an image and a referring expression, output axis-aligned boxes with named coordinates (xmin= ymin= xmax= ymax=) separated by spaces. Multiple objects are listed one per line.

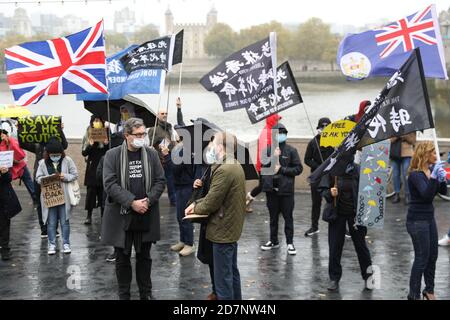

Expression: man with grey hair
xmin=101 ymin=117 xmax=166 ymax=300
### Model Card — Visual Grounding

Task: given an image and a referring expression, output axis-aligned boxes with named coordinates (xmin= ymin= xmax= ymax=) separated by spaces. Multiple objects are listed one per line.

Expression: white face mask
xmin=132 ymin=138 xmax=145 ymax=149
xmin=205 ymin=147 xmax=216 ymax=164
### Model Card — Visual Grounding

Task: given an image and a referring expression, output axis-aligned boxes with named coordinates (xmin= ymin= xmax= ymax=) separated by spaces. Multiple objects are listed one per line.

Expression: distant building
xmin=11 ymin=8 xmax=32 ymax=37
xmin=61 ymin=15 xmax=89 ymax=34
xmin=439 ymin=8 xmax=450 ymax=67
xmin=165 ymin=6 xmax=218 ymax=59
xmin=114 ymin=7 xmax=137 ymax=34
xmin=35 ymin=14 xmax=63 ymax=36
xmin=0 ymin=13 xmax=12 ymax=36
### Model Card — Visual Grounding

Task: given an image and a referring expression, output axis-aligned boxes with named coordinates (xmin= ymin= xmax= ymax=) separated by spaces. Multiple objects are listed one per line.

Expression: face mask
xmin=277 ymin=133 xmax=287 ymax=144
xmin=132 ymin=138 xmax=145 ymax=149
xmin=93 ymin=121 xmax=103 ymax=129
xmin=317 ymin=128 xmax=323 ymax=134
xmin=205 ymin=148 xmax=216 ymax=164
xmin=50 ymin=155 xmax=61 ymax=163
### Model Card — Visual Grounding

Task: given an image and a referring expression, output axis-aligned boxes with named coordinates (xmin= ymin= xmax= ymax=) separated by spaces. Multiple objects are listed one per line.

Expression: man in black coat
xmin=304 ymin=117 xmax=334 ymax=236
xmin=0 ymin=167 xmax=22 ymax=260
xmin=101 ymin=118 xmax=166 ymax=300
xmin=260 ymin=123 xmax=303 ymax=255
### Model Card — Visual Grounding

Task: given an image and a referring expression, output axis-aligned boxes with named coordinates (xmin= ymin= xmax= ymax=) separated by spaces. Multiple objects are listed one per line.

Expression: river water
xmin=1 ymin=82 xmax=449 ymax=141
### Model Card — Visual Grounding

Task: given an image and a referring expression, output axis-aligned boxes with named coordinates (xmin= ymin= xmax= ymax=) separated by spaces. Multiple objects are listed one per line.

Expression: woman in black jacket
xmin=318 ymin=156 xmax=373 ymax=292
xmin=81 ymin=116 xmax=109 ymax=225
xmin=0 ymin=166 xmax=22 ymax=260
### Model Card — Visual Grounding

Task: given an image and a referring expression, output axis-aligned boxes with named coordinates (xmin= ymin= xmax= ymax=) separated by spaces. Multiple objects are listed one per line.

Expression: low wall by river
xmin=19 ymin=137 xmax=450 ymax=193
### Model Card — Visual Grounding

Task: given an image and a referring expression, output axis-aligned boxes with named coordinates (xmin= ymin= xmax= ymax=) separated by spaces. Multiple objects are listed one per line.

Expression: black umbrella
xmin=83 ymin=95 xmax=157 ymax=128
xmin=175 ymin=118 xmax=259 ymax=180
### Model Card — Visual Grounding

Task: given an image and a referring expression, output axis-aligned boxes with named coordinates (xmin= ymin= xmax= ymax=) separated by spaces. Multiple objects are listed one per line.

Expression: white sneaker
xmin=287 ymin=244 xmax=297 ymax=255
xmin=438 ymin=234 xmax=450 ymax=246
xmin=48 ymin=244 xmax=56 ymax=255
xmin=260 ymin=241 xmax=280 ymax=251
xmin=63 ymin=244 xmax=71 ymax=254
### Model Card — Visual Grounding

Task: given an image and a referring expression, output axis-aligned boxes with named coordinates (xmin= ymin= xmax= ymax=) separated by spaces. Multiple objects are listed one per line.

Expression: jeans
xmin=47 ymin=204 xmax=70 ymax=246
xmin=310 ymin=184 xmax=323 ymax=230
xmin=328 ymin=215 xmax=372 ymax=282
xmin=21 ymin=166 xmax=36 ymax=202
xmin=406 ymin=218 xmax=438 ymax=299
xmin=213 ymin=242 xmax=241 ymax=300
xmin=163 ymin=163 xmax=177 ymax=205
xmin=115 ymin=242 xmax=152 ymax=300
xmin=266 ymin=192 xmax=294 ymax=244
xmin=175 ymin=185 xmax=194 ymax=246
xmin=392 ymin=157 xmax=411 ymax=196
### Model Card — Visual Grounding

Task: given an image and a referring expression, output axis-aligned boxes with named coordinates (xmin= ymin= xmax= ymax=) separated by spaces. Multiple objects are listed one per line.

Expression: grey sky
xmin=0 ymin=0 xmax=450 ymax=32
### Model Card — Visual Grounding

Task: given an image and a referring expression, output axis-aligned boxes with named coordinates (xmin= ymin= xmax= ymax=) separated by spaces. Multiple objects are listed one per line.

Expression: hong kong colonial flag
xmin=5 ymin=20 xmax=107 ymax=106
xmin=337 ymin=4 xmax=447 ymax=80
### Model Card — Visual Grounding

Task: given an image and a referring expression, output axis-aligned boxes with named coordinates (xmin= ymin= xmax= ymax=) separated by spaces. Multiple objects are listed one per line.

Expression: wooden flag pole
xmin=177 ymin=63 xmax=183 ymax=98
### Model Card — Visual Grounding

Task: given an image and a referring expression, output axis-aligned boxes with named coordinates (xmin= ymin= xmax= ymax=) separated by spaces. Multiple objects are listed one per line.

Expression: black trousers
xmin=85 ymin=186 xmax=103 ymax=212
xmin=310 ymin=184 xmax=323 ymax=230
xmin=250 ymin=176 xmax=263 ymax=198
xmin=266 ymin=192 xmax=295 ymax=245
xmin=328 ymin=215 xmax=372 ymax=282
xmin=115 ymin=242 xmax=152 ymax=300
xmin=0 ymin=214 xmax=11 ymax=251
xmin=34 ymin=181 xmax=46 ymax=232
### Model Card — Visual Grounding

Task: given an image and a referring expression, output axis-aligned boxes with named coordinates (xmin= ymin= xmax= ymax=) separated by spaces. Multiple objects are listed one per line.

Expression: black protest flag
xmin=172 ymin=29 xmax=184 ymax=66
xmin=120 ymin=35 xmax=174 ymax=74
xmin=200 ymin=33 xmax=277 ymax=112
xmin=308 ymin=48 xmax=432 ymax=185
xmin=246 ymin=61 xmax=302 ymax=124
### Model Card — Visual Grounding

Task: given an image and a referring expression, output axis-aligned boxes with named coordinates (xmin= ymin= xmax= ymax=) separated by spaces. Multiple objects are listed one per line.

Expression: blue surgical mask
xmin=50 ymin=155 xmax=61 ymax=163
xmin=205 ymin=148 xmax=216 ymax=164
xmin=277 ymin=133 xmax=287 ymax=144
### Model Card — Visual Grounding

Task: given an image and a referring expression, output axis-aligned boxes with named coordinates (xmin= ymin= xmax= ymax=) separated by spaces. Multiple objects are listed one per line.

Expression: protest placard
xmin=17 ymin=115 xmax=62 ymax=144
xmin=88 ymin=127 xmax=108 ymax=143
xmin=41 ymin=174 xmax=65 ymax=208
xmin=0 ymin=151 xmax=14 ymax=168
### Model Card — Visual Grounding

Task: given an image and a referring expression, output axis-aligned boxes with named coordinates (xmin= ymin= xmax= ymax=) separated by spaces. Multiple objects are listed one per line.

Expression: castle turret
xmin=165 ymin=7 xmax=174 ymax=34
xmin=206 ymin=6 xmax=217 ymax=29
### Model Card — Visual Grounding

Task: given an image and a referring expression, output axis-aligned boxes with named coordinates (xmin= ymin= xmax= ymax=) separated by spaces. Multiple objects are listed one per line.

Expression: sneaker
xmin=207 ymin=292 xmax=217 ymax=300
xmin=84 ymin=217 xmax=92 ymax=225
xmin=438 ymin=234 xmax=450 ymax=246
xmin=106 ymin=252 xmax=116 ymax=262
xmin=48 ymin=244 xmax=56 ymax=255
xmin=63 ymin=244 xmax=71 ymax=254
xmin=305 ymin=227 xmax=320 ymax=237
xmin=345 ymin=231 xmax=351 ymax=239
xmin=287 ymin=244 xmax=297 ymax=255
xmin=170 ymin=242 xmax=185 ymax=252
xmin=179 ymin=245 xmax=195 ymax=257
xmin=56 ymin=231 xmax=60 ymax=238
xmin=246 ymin=192 xmax=255 ymax=206
xmin=260 ymin=241 xmax=280 ymax=251
xmin=391 ymin=193 xmax=400 ymax=204
xmin=40 ymin=231 xmax=48 ymax=239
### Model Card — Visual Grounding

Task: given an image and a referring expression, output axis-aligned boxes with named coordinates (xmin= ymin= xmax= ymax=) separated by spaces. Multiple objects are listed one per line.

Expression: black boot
xmin=84 ymin=211 xmax=92 ymax=225
xmin=1 ymin=248 xmax=11 ymax=261
xmin=391 ymin=193 xmax=400 ymax=204
xmin=327 ymin=280 xmax=339 ymax=291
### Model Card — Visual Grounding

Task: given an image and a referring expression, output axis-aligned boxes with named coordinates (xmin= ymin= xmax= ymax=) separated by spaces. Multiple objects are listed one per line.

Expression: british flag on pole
xmin=337 ymin=4 xmax=448 ymax=80
xmin=5 ymin=20 xmax=107 ymax=106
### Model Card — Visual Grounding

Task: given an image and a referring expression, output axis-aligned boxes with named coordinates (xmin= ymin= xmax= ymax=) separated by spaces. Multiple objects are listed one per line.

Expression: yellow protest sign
xmin=320 ymin=120 xmax=356 ymax=147
xmin=88 ymin=127 xmax=108 ymax=143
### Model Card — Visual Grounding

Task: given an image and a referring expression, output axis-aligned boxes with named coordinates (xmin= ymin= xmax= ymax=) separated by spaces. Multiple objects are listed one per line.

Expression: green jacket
xmin=194 ymin=157 xmax=246 ymax=243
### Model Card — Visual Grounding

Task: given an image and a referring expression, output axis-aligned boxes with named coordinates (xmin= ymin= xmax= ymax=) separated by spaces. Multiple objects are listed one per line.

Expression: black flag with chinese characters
xmin=172 ymin=29 xmax=184 ymax=66
xmin=246 ymin=61 xmax=302 ymax=124
xmin=308 ymin=48 xmax=433 ymax=186
xmin=200 ymin=33 xmax=277 ymax=112
xmin=120 ymin=35 xmax=174 ymax=74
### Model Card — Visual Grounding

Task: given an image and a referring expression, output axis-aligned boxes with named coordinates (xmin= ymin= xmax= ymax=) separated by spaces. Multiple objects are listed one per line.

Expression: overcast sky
xmin=0 ymin=0 xmax=450 ymax=32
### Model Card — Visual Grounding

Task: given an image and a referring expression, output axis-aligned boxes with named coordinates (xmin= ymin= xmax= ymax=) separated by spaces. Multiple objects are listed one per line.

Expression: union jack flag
xmin=5 ymin=20 xmax=107 ymax=106
xmin=375 ymin=5 xmax=437 ymax=59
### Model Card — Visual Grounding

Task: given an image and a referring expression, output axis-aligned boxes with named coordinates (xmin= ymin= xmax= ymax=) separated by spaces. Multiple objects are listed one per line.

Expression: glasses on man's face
xmin=159 ymin=112 xmax=168 ymax=116
xmin=130 ymin=132 xmax=148 ymax=138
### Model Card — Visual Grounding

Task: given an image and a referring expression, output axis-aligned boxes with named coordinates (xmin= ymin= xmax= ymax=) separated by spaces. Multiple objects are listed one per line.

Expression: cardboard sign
xmin=17 ymin=115 xmax=62 ymax=144
xmin=41 ymin=174 xmax=65 ymax=208
xmin=320 ymin=120 xmax=356 ymax=147
xmin=0 ymin=151 xmax=14 ymax=168
xmin=88 ymin=127 xmax=108 ymax=143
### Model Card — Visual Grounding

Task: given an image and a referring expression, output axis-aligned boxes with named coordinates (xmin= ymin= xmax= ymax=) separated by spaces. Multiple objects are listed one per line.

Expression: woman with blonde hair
xmin=406 ymin=141 xmax=447 ymax=300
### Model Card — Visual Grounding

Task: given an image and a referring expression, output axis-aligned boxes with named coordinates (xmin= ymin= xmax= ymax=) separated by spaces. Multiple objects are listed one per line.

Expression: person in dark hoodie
xmin=317 ymin=154 xmax=373 ymax=292
xmin=260 ymin=123 xmax=303 ymax=255
xmin=0 ymin=166 xmax=22 ymax=261
xmin=304 ymin=117 xmax=334 ymax=236
xmin=81 ymin=116 xmax=110 ymax=225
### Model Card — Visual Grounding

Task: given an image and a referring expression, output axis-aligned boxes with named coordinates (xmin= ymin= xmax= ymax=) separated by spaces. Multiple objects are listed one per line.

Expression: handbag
xmin=390 ymin=139 xmax=402 ymax=160
xmin=322 ymin=176 xmax=338 ymax=223
xmin=67 ymin=180 xmax=81 ymax=206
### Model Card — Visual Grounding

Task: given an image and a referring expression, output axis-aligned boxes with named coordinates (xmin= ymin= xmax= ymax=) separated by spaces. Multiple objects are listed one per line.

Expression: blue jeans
xmin=175 ymin=185 xmax=194 ymax=246
xmin=163 ymin=163 xmax=177 ymax=205
xmin=406 ymin=218 xmax=438 ymax=299
xmin=47 ymin=204 xmax=70 ymax=246
xmin=21 ymin=166 xmax=36 ymax=202
xmin=392 ymin=157 xmax=411 ymax=196
xmin=448 ymin=228 xmax=450 ymax=237
xmin=213 ymin=242 xmax=242 ymax=300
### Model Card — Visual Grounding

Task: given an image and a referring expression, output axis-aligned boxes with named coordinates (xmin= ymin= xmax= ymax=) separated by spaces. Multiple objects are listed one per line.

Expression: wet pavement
xmin=1 ymin=190 xmax=449 ymax=300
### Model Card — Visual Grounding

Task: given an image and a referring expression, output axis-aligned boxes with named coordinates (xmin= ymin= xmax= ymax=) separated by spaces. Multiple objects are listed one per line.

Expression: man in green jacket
xmin=185 ymin=131 xmax=246 ymax=300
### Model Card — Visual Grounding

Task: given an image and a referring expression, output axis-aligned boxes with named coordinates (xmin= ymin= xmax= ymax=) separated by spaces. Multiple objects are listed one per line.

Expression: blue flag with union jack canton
xmin=5 ymin=20 xmax=107 ymax=106
xmin=337 ymin=4 xmax=448 ymax=80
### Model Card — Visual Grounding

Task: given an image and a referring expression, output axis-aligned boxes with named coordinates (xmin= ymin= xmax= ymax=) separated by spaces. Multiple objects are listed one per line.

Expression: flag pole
xmin=301 ymin=102 xmax=325 ymax=163
xmin=106 ymin=95 xmax=111 ymax=149
xmin=431 ymin=128 xmax=441 ymax=162
xmin=177 ymin=62 xmax=183 ymax=98
xmin=151 ymin=69 xmax=167 ymax=146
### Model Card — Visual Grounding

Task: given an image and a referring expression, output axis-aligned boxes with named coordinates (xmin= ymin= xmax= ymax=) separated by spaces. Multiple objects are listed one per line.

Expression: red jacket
xmin=256 ymin=114 xmax=282 ymax=173
xmin=0 ymin=136 xmax=26 ymax=180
